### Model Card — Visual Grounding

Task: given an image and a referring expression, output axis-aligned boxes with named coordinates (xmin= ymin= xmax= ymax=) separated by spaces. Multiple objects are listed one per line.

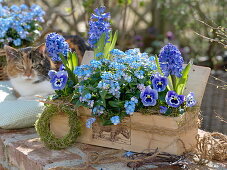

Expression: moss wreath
xmin=35 ymin=103 xmax=81 ymax=150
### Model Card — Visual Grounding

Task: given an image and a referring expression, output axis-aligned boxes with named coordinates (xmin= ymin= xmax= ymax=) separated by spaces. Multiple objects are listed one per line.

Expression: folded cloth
xmin=0 ymin=81 xmax=44 ymax=129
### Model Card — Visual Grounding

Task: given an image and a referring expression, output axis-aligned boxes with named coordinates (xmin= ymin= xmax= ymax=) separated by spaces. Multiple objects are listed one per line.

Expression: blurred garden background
xmin=1 ymin=0 xmax=227 ymax=134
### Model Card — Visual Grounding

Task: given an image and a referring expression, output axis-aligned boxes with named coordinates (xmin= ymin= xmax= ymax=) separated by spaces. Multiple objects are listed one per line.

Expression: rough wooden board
xmin=184 ymin=65 xmax=211 ymax=106
xmin=81 ymin=51 xmax=94 ymax=65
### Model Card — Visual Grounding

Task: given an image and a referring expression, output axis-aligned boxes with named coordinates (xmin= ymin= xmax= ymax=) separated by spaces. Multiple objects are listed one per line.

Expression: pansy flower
xmin=186 ymin=92 xmax=196 ymax=107
xmin=165 ymin=91 xmax=184 ymax=108
xmin=151 ymin=74 xmax=168 ymax=92
xmin=140 ymin=86 xmax=158 ymax=106
xmin=59 ymin=64 xmax=66 ymax=71
xmin=48 ymin=70 xmax=68 ymax=90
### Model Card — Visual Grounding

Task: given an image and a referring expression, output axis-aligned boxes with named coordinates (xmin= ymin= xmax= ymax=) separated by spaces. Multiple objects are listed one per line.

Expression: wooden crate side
xmin=50 ymin=112 xmax=198 ymax=155
xmin=184 ymin=65 xmax=211 ymax=106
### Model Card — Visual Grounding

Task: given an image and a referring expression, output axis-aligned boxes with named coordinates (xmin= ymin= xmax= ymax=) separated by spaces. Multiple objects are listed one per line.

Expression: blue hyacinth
xmin=159 ymin=43 xmax=184 ymax=77
xmin=46 ymin=33 xmax=71 ymax=61
xmin=88 ymin=6 xmax=111 ymax=47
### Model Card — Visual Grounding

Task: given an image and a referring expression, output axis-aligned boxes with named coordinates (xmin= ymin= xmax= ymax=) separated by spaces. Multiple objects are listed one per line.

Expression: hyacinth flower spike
xmin=140 ymin=86 xmax=158 ymax=106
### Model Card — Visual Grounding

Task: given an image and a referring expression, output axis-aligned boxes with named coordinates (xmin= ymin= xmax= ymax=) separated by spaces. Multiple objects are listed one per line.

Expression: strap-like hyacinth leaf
xmin=59 ymin=53 xmax=78 ymax=84
xmin=94 ymin=33 xmax=106 ymax=59
xmin=71 ymin=52 xmax=78 ymax=69
xmin=67 ymin=52 xmax=73 ymax=70
xmin=176 ymin=59 xmax=193 ymax=95
xmin=103 ymin=31 xmax=113 ymax=59
xmin=155 ymin=55 xmax=162 ymax=74
xmin=103 ymin=31 xmax=118 ymax=59
xmin=108 ymin=30 xmax=118 ymax=58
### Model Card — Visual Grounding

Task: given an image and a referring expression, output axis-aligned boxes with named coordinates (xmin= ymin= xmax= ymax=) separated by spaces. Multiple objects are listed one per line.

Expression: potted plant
xmin=36 ymin=6 xmax=211 ymax=155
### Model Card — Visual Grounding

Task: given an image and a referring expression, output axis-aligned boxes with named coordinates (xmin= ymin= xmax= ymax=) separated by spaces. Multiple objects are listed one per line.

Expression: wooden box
xmin=50 ymin=65 xmax=211 ymax=155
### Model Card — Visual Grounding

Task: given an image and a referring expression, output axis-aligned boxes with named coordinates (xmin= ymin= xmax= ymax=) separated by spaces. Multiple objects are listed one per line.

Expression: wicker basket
xmin=0 ymin=49 xmax=8 ymax=81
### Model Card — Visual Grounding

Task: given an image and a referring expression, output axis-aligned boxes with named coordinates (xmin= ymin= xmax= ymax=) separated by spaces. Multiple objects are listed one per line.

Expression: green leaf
xmin=68 ymin=52 xmax=73 ymax=70
xmin=59 ymin=53 xmax=68 ymax=68
xmin=155 ymin=55 xmax=162 ymax=75
xmin=103 ymin=32 xmax=113 ymax=59
xmin=158 ymin=92 xmax=166 ymax=102
xmin=71 ymin=52 xmax=78 ymax=69
xmin=176 ymin=59 xmax=193 ymax=95
xmin=108 ymin=30 xmax=118 ymax=58
xmin=94 ymin=33 xmax=106 ymax=59
xmin=74 ymin=100 xmax=83 ymax=107
xmin=108 ymin=101 xmax=122 ymax=108
xmin=60 ymin=53 xmax=78 ymax=84
xmin=99 ymin=90 xmax=107 ymax=100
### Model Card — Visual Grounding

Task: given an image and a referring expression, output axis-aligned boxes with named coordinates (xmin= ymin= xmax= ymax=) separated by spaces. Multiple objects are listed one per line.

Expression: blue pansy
xmin=46 ymin=32 xmax=70 ymax=61
xmin=152 ymin=74 xmax=168 ymax=92
xmin=165 ymin=91 xmax=184 ymax=108
xmin=59 ymin=64 xmax=66 ymax=71
xmin=86 ymin=118 xmax=96 ymax=128
xmin=159 ymin=43 xmax=184 ymax=77
xmin=49 ymin=70 xmax=68 ymax=90
xmin=110 ymin=116 xmax=120 ymax=125
xmin=140 ymin=86 xmax=158 ymax=106
xmin=160 ymin=106 xmax=168 ymax=114
xmin=186 ymin=92 xmax=196 ymax=107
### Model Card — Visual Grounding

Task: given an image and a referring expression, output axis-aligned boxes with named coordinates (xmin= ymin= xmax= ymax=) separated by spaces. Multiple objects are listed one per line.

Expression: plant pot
xmin=48 ymin=65 xmax=211 ymax=155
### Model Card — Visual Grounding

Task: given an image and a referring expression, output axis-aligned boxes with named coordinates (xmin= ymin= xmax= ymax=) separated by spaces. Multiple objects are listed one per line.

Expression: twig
xmin=215 ymin=111 xmax=227 ymax=124
xmin=70 ymin=0 xmax=79 ymax=34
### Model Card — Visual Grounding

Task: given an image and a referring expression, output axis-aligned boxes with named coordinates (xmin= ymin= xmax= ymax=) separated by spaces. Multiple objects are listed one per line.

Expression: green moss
xmin=35 ymin=104 xmax=81 ymax=150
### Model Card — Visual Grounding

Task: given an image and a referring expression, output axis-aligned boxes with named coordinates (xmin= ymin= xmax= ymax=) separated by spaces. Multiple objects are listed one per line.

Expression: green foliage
xmin=176 ymin=59 xmax=193 ymax=95
xmin=94 ymin=31 xmax=118 ymax=60
xmin=59 ymin=52 xmax=78 ymax=84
